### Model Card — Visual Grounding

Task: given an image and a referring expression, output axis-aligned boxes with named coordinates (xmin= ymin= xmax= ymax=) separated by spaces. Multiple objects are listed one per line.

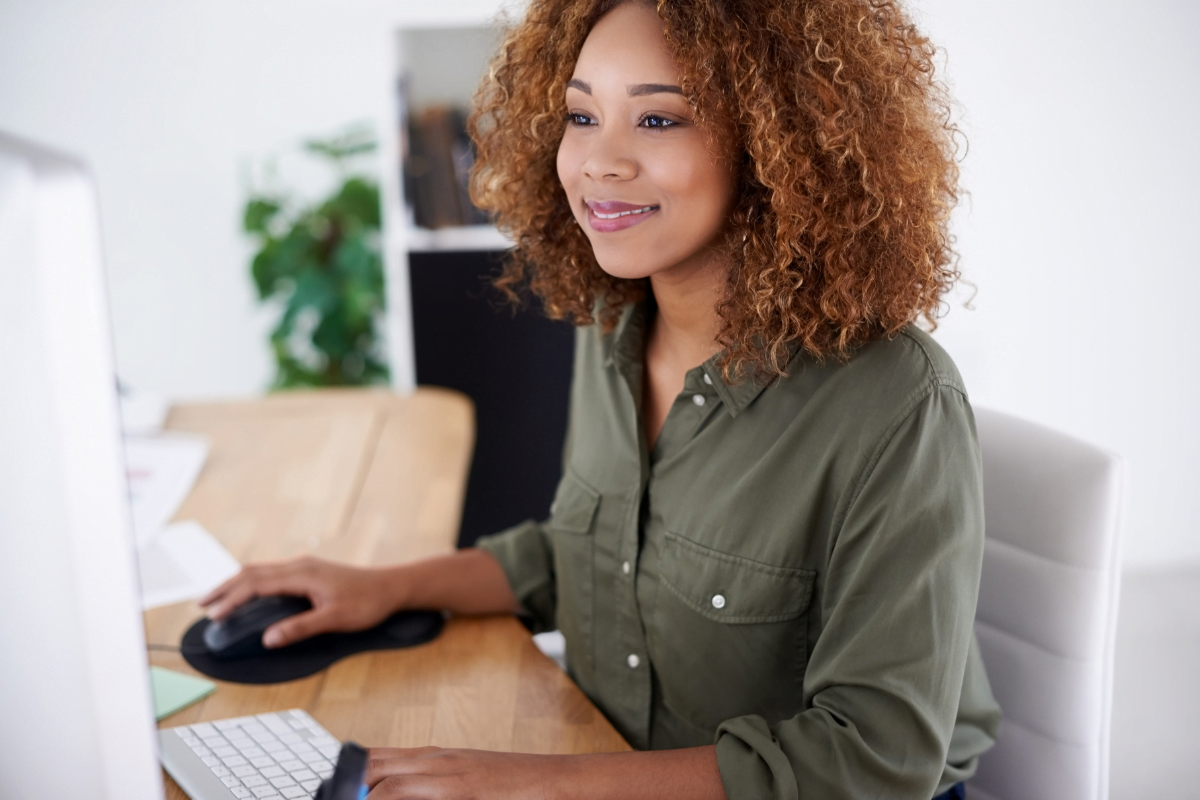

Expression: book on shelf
xmin=403 ymin=105 xmax=489 ymax=230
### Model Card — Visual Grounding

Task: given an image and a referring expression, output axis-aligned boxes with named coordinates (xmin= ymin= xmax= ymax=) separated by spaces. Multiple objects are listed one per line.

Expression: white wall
xmin=0 ymin=0 xmax=507 ymax=398
xmin=914 ymin=0 xmax=1200 ymax=568
xmin=1 ymin=0 xmax=1196 ymax=567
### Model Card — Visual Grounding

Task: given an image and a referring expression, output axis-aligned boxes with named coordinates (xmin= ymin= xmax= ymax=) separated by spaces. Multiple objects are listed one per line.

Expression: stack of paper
xmin=123 ymin=427 xmax=240 ymax=609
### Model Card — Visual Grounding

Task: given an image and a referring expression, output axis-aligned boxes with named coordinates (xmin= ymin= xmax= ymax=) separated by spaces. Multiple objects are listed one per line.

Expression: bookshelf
xmin=382 ymin=22 xmax=513 ymax=392
xmin=380 ymin=21 xmax=575 ymax=547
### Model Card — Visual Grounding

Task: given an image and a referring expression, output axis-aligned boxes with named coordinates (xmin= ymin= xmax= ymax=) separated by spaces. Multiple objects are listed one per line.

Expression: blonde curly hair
xmin=470 ymin=0 xmax=961 ymax=377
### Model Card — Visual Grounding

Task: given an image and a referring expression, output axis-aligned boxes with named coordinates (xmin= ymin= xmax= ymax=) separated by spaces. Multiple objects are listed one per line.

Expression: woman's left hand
xmin=364 ymin=744 xmax=727 ymax=800
xmin=366 ymin=747 xmax=561 ymax=799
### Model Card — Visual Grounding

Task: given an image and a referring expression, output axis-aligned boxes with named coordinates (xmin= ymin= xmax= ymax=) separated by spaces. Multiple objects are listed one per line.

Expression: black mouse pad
xmin=181 ymin=610 xmax=445 ymax=684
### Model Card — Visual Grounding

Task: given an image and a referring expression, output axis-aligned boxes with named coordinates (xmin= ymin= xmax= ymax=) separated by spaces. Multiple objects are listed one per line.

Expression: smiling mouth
xmin=591 ymin=204 xmax=659 ymax=220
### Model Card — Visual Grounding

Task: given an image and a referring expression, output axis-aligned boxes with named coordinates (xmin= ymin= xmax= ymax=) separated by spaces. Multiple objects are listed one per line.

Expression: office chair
xmin=967 ymin=408 xmax=1125 ymax=800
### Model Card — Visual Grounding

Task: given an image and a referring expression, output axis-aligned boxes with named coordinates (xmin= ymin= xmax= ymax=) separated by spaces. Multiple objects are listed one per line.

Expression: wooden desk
xmin=146 ymin=388 xmax=629 ymax=799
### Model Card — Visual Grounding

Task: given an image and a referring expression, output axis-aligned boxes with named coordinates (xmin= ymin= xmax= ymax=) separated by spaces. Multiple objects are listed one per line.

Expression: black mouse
xmin=202 ymin=595 xmax=313 ymax=660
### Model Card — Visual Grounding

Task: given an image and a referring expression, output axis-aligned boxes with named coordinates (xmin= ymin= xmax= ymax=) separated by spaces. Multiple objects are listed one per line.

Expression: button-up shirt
xmin=477 ymin=303 xmax=1001 ymax=800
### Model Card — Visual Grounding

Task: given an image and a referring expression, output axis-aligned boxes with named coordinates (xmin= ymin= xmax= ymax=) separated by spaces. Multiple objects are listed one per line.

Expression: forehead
xmin=572 ymin=2 xmax=679 ymax=84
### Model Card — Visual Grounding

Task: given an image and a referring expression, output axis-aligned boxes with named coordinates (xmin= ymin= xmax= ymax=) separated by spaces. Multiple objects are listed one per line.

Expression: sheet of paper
xmin=124 ymin=433 xmax=209 ymax=546
xmin=149 ymin=666 xmax=216 ymax=720
xmin=137 ymin=520 xmax=241 ymax=610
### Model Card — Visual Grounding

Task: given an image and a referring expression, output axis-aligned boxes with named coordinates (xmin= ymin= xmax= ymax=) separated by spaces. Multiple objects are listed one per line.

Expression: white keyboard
xmin=160 ymin=709 xmax=339 ymax=800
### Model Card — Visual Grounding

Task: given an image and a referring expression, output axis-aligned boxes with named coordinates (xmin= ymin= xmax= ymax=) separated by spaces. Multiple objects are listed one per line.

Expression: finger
xmin=263 ymin=607 xmax=337 ymax=648
xmin=205 ymin=563 xmax=316 ymax=620
xmin=367 ymin=774 xmax=430 ymax=800
xmin=199 ymin=568 xmax=251 ymax=608
xmin=365 ymin=748 xmax=443 ymax=787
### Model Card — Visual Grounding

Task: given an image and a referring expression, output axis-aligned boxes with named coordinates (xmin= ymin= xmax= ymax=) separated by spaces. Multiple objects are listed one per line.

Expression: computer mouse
xmin=202 ymin=595 xmax=313 ymax=660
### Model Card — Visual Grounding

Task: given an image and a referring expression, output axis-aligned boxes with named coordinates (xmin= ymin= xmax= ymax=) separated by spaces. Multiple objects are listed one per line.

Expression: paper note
xmin=149 ymin=666 xmax=215 ymax=720
xmin=137 ymin=520 xmax=241 ymax=609
xmin=125 ymin=433 xmax=209 ymax=547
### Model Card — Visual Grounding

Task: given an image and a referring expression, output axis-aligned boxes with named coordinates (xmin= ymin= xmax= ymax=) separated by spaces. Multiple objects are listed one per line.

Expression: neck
xmin=646 ymin=251 xmax=726 ymax=368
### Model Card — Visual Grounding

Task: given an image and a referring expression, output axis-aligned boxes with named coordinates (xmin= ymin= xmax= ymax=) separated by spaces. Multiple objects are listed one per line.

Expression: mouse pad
xmin=180 ymin=610 xmax=445 ymax=684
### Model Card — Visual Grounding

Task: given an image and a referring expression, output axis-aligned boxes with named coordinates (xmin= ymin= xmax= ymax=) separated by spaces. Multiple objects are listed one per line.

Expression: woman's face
xmin=556 ymin=1 xmax=736 ymax=283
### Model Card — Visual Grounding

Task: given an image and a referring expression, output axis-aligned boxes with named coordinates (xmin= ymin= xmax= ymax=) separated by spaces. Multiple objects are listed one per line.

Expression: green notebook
xmin=150 ymin=666 xmax=216 ymax=721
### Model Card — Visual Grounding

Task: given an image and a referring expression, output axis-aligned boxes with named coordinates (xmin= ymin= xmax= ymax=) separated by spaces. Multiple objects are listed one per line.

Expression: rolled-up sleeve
xmin=714 ymin=382 xmax=987 ymax=800
xmin=475 ymin=520 xmax=558 ymax=633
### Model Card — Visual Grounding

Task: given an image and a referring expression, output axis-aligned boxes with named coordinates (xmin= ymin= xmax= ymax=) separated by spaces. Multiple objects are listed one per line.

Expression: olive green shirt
xmin=476 ymin=304 xmax=1001 ymax=800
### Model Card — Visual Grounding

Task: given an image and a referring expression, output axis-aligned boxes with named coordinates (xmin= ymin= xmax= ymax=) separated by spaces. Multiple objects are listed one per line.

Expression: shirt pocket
xmin=650 ymin=532 xmax=816 ymax=731
xmin=547 ymin=468 xmax=601 ymax=673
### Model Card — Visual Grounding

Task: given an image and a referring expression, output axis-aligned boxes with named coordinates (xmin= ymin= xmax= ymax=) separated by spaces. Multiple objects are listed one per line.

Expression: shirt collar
xmin=604 ymin=302 xmax=788 ymax=418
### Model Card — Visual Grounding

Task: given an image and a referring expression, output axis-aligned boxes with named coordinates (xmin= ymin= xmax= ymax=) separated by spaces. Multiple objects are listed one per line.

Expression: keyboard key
xmin=318 ymin=746 xmax=340 ymax=760
xmin=192 ymin=746 xmax=212 ymax=757
xmin=243 ymin=722 xmax=268 ymax=734
xmin=231 ymin=788 xmax=252 ymax=799
xmin=222 ymin=755 xmax=249 ymax=768
xmin=213 ymin=746 xmax=237 ymax=758
xmin=260 ymin=766 xmax=285 ymax=779
xmin=298 ymin=751 xmax=324 ymax=764
xmin=300 ymin=780 xmax=321 ymax=793
xmin=279 ymin=733 xmax=302 ymax=745
xmin=310 ymin=759 xmax=332 ymax=773
xmin=242 ymin=775 xmax=268 ymax=788
xmin=191 ymin=723 xmax=217 ymax=737
xmin=251 ymin=731 xmax=279 ymax=744
xmin=201 ymin=756 xmax=221 ymax=767
xmin=278 ymin=760 xmax=305 ymax=772
xmin=290 ymin=769 xmax=317 ymax=782
xmin=240 ymin=747 xmax=267 ymax=759
xmin=212 ymin=766 xmax=231 ymax=778
xmin=221 ymin=776 xmax=241 ymax=788
xmin=281 ymin=787 xmax=308 ymax=798
xmin=263 ymin=740 xmax=289 ymax=753
xmin=251 ymin=785 xmax=280 ymax=798
xmin=215 ymin=718 xmax=244 ymax=730
xmin=228 ymin=737 xmax=255 ymax=751
xmin=269 ymin=776 xmax=297 ymax=788
xmin=233 ymin=766 xmax=258 ymax=778
xmin=203 ymin=736 xmax=227 ymax=748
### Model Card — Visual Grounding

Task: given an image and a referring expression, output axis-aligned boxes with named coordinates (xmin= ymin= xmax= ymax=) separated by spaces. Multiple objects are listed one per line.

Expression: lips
xmin=585 ymin=200 xmax=660 ymax=233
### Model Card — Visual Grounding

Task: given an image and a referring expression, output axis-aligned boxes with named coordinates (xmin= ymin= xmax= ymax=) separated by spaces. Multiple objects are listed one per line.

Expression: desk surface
xmin=147 ymin=388 xmax=629 ymax=800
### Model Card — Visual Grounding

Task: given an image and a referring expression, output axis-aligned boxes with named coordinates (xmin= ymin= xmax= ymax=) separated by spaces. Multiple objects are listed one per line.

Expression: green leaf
xmin=244 ymin=198 xmax=282 ymax=234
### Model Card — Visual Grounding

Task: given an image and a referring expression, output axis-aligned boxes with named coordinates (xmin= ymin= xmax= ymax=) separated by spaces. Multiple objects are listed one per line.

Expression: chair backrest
xmin=967 ymin=408 xmax=1124 ymax=800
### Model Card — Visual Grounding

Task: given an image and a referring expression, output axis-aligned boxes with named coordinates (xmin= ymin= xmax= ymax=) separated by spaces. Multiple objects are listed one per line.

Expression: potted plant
xmin=243 ymin=126 xmax=388 ymax=388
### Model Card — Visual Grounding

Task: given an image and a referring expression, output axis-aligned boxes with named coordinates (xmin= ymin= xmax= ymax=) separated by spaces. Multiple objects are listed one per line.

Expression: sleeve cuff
xmin=474 ymin=520 xmax=557 ymax=632
xmin=714 ymin=716 xmax=800 ymax=800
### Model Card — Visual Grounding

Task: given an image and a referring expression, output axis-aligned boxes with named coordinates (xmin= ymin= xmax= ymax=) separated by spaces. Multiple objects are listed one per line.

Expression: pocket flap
xmin=660 ymin=533 xmax=815 ymax=623
xmin=548 ymin=469 xmax=600 ymax=534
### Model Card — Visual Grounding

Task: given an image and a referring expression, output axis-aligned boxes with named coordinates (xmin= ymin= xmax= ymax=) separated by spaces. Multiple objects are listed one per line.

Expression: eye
xmin=564 ymin=112 xmax=595 ymax=127
xmin=639 ymin=114 xmax=679 ymax=129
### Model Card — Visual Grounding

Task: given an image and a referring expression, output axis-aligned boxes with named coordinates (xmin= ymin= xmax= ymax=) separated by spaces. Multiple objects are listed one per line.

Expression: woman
xmin=203 ymin=0 xmax=1001 ymax=797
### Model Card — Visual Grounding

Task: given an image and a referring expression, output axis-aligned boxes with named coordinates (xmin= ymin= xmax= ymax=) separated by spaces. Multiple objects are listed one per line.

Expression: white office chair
xmin=968 ymin=408 xmax=1125 ymax=800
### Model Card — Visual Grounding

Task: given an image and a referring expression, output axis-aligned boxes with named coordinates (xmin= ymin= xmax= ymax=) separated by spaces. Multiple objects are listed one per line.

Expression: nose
xmin=581 ymin=125 xmax=637 ymax=181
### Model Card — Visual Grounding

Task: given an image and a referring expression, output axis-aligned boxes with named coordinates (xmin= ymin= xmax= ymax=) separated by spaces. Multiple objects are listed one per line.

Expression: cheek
xmin=556 ymin=138 xmax=581 ymax=204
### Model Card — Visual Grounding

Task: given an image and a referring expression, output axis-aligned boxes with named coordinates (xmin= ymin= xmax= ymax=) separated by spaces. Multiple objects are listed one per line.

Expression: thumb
xmin=263 ymin=608 xmax=335 ymax=649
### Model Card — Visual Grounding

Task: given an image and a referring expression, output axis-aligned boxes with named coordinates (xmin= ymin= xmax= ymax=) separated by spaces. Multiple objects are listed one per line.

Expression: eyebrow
xmin=566 ymin=78 xmax=684 ymax=97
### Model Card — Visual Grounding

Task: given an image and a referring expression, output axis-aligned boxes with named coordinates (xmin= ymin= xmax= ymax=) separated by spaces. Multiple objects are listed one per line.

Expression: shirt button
xmin=703 ymin=372 xmax=713 ymax=385
xmin=692 ymin=394 xmax=706 ymax=407
xmin=622 ymin=561 xmax=631 ymax=575
xmin=711 ymin=594 xmax=726 ymax=609
xmin=627 ymin=654 xmax=640 ymax=669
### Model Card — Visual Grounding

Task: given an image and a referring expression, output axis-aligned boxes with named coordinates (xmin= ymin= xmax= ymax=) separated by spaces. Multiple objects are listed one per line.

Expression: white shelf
xmin=403 ymin=224 xmax=512 ymax=252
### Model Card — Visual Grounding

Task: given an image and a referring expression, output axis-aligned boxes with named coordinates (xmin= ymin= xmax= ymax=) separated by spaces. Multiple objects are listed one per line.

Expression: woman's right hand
xmin=199 ymin=556 xmax=402 ymax=649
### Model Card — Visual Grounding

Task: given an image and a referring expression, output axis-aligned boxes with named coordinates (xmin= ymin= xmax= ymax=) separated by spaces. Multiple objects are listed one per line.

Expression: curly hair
xmin=469 ymin=0 xmax=961 ymax=378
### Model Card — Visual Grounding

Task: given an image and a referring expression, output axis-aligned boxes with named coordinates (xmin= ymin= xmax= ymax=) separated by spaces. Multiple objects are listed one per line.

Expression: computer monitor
xmin=0 ymin=131 xmax=164 ymax=800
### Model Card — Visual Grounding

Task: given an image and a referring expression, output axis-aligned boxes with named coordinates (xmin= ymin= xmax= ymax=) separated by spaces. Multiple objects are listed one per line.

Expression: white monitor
xmin=0 ymin=131 xmax=163 ymax=800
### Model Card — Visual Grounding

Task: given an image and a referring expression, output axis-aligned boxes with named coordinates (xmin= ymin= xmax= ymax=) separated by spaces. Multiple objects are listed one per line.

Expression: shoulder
xmin=843 ymin=325 xmax=966 ymax=397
